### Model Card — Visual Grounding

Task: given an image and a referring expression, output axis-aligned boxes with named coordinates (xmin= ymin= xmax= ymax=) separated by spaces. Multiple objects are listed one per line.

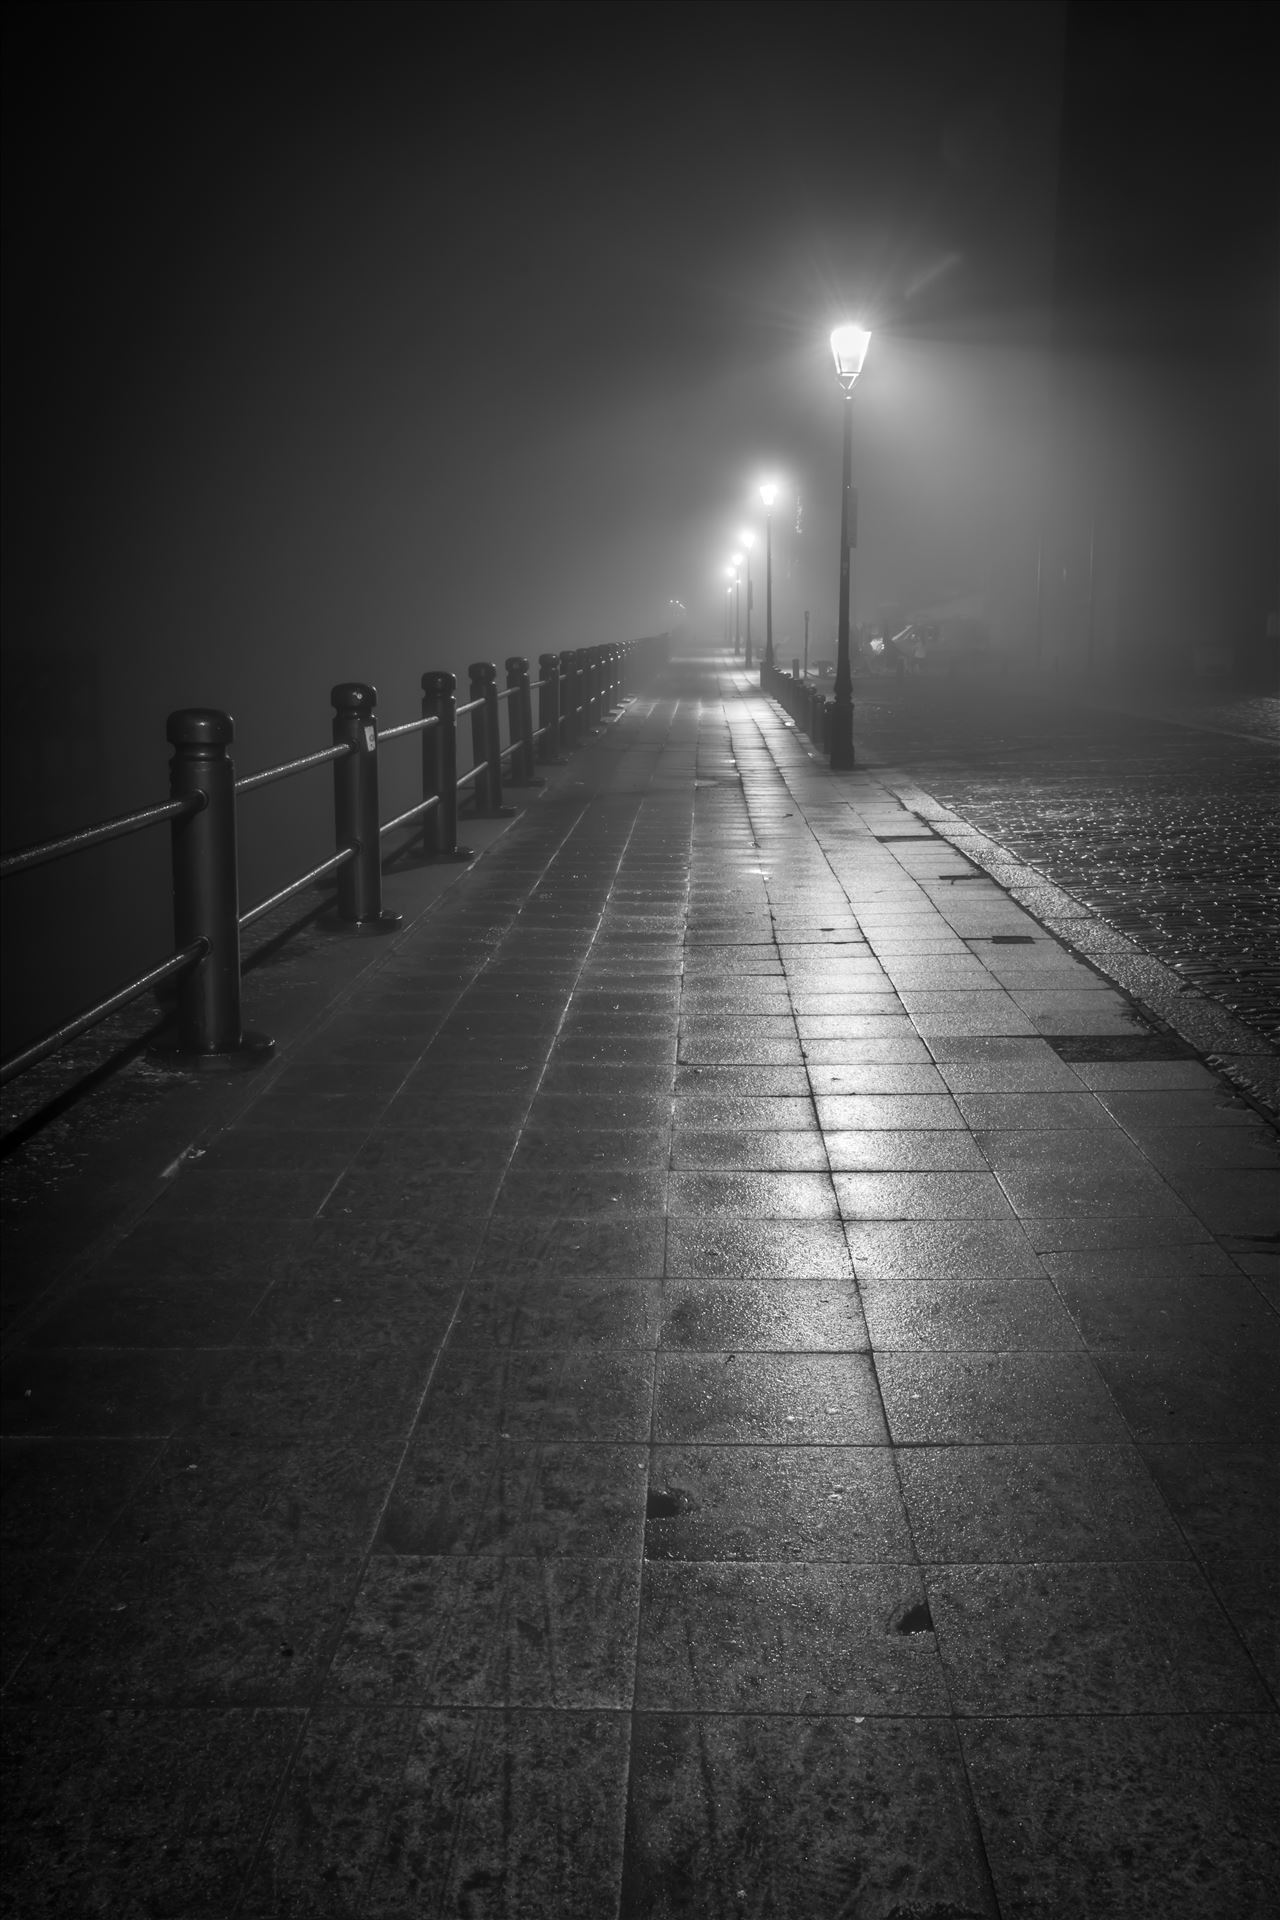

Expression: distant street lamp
xmin=728 ymin=555 xmax=743 ymax=654
xmin=829 ymin=323 xmax=871 ymax=769
xmin=759 ymin=480 xmax=778 ymax=678
xmin=737 ymin=529 xmax=756 ymax=669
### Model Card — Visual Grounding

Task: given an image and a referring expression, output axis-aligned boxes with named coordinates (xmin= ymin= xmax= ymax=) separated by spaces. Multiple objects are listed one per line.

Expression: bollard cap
xmin=331 ymin=682 xmax=376 ymax=714
xmin=167 ymin=707 xmax=234 ymax=748
xmin=468 ymin=661 xmax=498 ymax=685
xmin=538 ymin=652 xmax=560 ymax=668
xmin=421 ymin=670 xmax=457 ymax=695
xmin=504 ymin=655 xmax=529 ymax=675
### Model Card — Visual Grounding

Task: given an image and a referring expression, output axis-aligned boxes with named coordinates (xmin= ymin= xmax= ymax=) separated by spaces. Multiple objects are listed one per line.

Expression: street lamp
xmin=737 ymin=529 xmax=756 ymax=669
xmin=759 ymin=480 xmax=778 ymax=679
xmin=829 ymin=323 xmax=871 ymax=769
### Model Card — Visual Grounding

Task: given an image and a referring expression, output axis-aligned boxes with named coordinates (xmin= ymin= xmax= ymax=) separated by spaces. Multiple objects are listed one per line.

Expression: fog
xmin=2 ymin=0 xmax=1273 ymax=1053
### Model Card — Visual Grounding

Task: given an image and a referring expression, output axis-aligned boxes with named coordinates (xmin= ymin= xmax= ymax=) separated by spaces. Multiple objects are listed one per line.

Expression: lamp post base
xmin=828 ymin=703 xmax=856 ymax=769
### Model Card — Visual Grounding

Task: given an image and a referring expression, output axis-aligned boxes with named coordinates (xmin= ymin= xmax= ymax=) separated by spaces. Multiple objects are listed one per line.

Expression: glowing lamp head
xmin=729 ymin=551 xmax=743 ymax=570
xmin=737 ymin=529 xmax=756 ymax=550
xmin=759 ymin=480 xmax=778 ymax=508
xmin=830 ymin=323 xmax=872 ymax=391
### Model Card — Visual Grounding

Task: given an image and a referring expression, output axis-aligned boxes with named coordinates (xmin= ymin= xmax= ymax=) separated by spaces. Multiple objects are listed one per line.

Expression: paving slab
xmin=2 ymin=649 xmax=1277 ymax=1916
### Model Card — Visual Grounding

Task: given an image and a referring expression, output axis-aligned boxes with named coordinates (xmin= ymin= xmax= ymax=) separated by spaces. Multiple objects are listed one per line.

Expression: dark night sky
xmin=4 ymin=0 xmax=1065 ymax=762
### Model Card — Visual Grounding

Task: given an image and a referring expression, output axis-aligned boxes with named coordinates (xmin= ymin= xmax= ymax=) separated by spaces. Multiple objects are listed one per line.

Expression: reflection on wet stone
xmin=622 ymin=1715 xmax=994 ymax=1919
xmin=7 ymin=656 xmax=1278 ymax=1918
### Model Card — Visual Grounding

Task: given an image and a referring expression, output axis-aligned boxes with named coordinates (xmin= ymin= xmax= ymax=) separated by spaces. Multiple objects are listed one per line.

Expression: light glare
xmin=831 ymin=323 xmax=872 ymax=388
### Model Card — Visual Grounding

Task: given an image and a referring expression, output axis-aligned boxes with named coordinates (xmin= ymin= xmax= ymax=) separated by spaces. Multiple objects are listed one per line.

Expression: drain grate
xmin=1044 ymin=1033 xmax=1196 ymax=1062
xmin=989 ymin=934 xmax=1036 ymax=945
xmin=874 ymin=832 xmax=939 ymax=842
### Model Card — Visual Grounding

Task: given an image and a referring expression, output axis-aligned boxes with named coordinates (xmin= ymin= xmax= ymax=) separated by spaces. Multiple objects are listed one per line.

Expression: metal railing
xmin=1 ymin=640 xmax=657 ymax=1084
xmin=759 ymin=653 xmax=837 ymax=753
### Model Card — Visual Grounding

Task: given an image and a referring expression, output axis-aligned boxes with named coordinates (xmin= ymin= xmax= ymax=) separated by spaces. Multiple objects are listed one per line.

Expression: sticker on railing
xmin=363 ymin=726 xmax=376 ymax=752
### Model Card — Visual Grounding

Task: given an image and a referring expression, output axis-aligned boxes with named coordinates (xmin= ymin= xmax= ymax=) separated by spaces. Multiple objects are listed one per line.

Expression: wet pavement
xmin=2 ymin=651 xmax=1277 ymax=1918
xmin=848 ymin=677 xmax=1280 ymax=1098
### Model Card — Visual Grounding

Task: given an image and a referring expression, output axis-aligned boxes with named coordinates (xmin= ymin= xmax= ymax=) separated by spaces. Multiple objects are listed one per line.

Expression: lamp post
xmin=759 ymin=481 xmax=778 ymax=679
xmin=829 ymin=323 xmax=871 ymax=770
xmin=728 ymin=555 xmax=743 ymax=655
xmin=737 ymin=530 xmax=756 ymax=669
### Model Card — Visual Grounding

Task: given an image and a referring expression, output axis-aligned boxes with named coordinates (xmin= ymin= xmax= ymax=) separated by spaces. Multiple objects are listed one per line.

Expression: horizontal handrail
xmin=379 ymin=713 xmax=440 ymax=743
xmin=236 ymin=742 xmax=351 ymax=795
xmin=2 ymin=638 xmax=664 ymax=1087
xmin=239 ymin=846 xmax=356 ymax=931
xmin=0 ymin=794 xmax=203 ymax=880
xmin=379 ymin=793 xmax=440 ymax=838
xmin=0 ymin=941 xmax=207 ymax=1088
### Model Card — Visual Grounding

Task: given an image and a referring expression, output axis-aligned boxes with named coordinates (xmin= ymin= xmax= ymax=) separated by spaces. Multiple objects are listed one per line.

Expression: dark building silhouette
xmin=1040 ymin=0 xmax=1277 ymax=682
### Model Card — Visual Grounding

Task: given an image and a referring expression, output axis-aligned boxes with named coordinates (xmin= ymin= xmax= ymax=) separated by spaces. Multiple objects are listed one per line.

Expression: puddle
xmin=646 ymin=1487 xmax=692 ymax=1520
xmin=895 ymin=1601 xmax=935 ymax=1635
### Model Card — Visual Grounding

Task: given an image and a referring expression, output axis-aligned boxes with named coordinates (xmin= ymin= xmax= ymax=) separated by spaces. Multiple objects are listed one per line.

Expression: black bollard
xmin=505 ymin=656 xmax=544 ymax=787
xmin=164 ymin=709 xmax=272 ymax=1062
xmin=468 ymin=662 xmax=515 ymax=818
xmin=537 ymin=652 xmax=564 ymax=763
xmin=331 ymin=682 xmax=401 ymax=929
xmin=421 ymin=671 xmax=474 ymax=861
xmin=562 ymin=651 xmax=582 ymax=750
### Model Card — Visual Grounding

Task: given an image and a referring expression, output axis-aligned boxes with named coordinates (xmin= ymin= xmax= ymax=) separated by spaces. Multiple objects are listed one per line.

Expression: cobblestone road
xmin=851 ymin=681 xmax=1280 ymax=1051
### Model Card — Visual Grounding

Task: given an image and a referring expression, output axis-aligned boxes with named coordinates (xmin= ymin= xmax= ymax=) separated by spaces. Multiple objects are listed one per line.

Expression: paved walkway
xmin=3 ymin=651 xmax=1277 ymax=1918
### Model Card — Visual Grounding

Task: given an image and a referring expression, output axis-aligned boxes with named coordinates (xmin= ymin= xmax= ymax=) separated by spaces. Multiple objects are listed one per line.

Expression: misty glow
xmin=831 ymin=324 xmax=872 ymax=386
